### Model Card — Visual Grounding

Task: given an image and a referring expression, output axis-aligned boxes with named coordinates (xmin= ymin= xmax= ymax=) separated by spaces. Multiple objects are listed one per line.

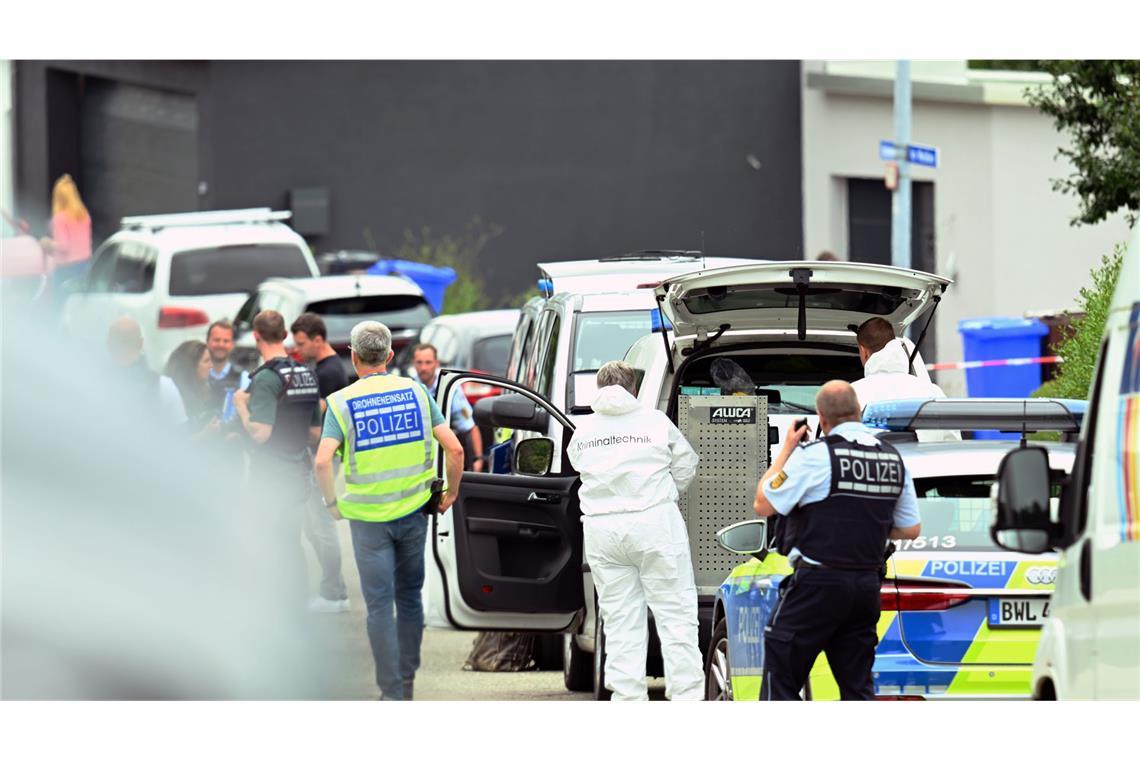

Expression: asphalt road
xmin=304 ymin=517 xmax=593 ymax=701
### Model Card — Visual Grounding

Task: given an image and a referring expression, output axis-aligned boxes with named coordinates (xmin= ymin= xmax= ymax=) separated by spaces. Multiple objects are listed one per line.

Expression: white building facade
xmin=801 ymin=60 xmax=1132 ymax=395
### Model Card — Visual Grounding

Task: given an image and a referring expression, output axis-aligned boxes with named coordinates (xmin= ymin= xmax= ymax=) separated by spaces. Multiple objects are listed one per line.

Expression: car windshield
xmin=473 ymin=334 xmax=511 ymax=374
xmin=905 ymin=475 xmax=1062 ymax=553
xmin=572 ymin=310 xmax=654 ymax=372
xmin=169 ymin=244 xmax=312 ymax=296
xmin=308 ymin=295 xmax=433 ymax=342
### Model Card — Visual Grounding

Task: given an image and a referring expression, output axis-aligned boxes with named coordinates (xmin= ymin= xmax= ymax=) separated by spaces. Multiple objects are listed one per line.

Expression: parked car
xmin=61 ymin=208 xmax=319 ymax=372
xmin=707 ymin=398 xmax=1082 ymax=700
xmin=426 ymin=260 xmax=949 ymax=698
xmin=231 ymin=274 xmax=434 ymax=377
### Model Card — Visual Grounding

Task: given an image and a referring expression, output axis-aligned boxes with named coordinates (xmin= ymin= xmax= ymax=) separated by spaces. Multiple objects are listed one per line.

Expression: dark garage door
xmin=81 ymin=78 xmax=199 ymax=245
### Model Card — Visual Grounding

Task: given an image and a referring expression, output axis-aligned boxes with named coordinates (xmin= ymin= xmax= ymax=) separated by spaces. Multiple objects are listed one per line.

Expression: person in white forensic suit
xmin=567 ymin=360 xmax=702 ymax=701
xmin=851 ymin=317 xmax=960 ymax=442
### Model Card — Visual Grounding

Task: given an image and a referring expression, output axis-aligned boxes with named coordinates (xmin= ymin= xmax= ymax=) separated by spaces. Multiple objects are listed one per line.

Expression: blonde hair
xmin=52 ymin=174 xmax=89 ymax=222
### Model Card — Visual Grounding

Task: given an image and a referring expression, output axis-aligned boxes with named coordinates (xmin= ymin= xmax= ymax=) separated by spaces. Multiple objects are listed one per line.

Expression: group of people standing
xmin=107 ymin=308 xmax=468 ymax=700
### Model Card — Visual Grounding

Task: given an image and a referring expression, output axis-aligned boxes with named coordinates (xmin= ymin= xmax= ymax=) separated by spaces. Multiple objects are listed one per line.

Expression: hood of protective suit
xmin=865 ymin=339 xmax=916 ymax=377
xmin=591 ymin=384 xmax=641 ymax=416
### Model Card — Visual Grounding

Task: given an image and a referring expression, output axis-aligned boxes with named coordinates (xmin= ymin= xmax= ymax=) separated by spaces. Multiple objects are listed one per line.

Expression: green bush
xmin=1032 ymin=246 xmax=1125 ymax=401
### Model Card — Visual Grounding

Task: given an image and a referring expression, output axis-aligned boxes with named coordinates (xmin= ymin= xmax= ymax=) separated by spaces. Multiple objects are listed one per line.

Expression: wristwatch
xmin=323 ymin=497 xmax=338 ymax=510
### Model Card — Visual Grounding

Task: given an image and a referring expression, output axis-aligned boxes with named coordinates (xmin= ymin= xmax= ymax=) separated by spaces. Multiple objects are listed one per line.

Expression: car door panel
xmin=452 ymin=472 xmax=582 ymax=613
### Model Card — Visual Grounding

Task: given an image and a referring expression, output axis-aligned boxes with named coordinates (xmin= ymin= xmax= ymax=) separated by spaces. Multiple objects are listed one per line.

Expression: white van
xmin=991 ymin=235 xmax=1140 ymax=699
xmin=429 ymin=260 xmax=948 ymax=698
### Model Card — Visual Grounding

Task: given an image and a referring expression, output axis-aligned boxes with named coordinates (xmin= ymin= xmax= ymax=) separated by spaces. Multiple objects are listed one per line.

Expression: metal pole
xmin=892 ymin=60 xmax=912 ymax=270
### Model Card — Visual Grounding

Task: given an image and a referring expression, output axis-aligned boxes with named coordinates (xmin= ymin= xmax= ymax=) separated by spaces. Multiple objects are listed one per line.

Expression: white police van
xmin=427 ymin=260 xmax=949 ymax=698
xmin=991 ymin=231 xmax=1140 ymax=699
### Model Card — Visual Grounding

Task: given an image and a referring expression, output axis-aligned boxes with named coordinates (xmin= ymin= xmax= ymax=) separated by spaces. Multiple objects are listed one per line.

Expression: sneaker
xmin=307 ymin=596 xmax=350 ymax=614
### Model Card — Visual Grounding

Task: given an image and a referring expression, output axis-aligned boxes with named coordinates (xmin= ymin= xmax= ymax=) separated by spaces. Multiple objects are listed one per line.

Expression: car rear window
xmin=906 ymin=476 xmax=1063 ymax=552
xmin=472 ymin=334 xmax=511 ymax=374
xmin=169 ymin=245 xmax=312 ymax=296
xmin=683 ymin=284 xmax=917 ymax=316
xmin=308 ymin=294 xmax=433 ymax=342
xmin=572 ymin=311 xmax=654 ymax=372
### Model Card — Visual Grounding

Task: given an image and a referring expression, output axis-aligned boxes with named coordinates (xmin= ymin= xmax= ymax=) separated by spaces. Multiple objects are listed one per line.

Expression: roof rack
xmin=120 ymin=208 xmax=292 ymax=231
xmin=863 ymin=397 xmax=1087 ymax=434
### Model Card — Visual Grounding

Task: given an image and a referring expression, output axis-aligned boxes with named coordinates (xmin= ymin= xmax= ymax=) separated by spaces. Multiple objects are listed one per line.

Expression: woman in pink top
xmin=42 ymin=174 xmax=92 ymax=266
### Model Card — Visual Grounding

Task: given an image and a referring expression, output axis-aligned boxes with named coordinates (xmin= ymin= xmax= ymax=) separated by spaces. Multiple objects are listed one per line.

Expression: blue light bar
xmin=650 ymin=309 xmax=673 ymax=333
xmin=862 ymin=398 xmax=1088 ymax=433
xmin=537 ymin=278 xmax=553 ymax=297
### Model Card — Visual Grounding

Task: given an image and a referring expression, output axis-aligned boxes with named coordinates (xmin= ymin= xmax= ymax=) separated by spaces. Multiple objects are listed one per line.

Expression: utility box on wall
xmin=290 ymin=186 xmax=329 ymax=236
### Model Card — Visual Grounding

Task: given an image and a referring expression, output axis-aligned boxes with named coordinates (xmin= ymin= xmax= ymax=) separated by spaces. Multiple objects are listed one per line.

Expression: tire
xmin=704 ymin=617 xmax=733 ymax=701
xmin=563 ymin=632 xmax=593 ymax=692
xmin=592 ymin=616 xmax=612 ymax=701
xmin=532 ymin=633 xmax=563 ymax=671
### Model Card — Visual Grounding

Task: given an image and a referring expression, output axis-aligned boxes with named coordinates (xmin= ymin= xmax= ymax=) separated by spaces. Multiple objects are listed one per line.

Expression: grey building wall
xmin=14 ymin=60 xmax=803 ymax=302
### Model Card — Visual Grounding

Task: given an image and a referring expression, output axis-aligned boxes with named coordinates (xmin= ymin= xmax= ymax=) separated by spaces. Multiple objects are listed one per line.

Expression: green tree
xmin=1027 ymin=60 xmax=1140 ymax=227
xmin=1033 ymin=246 xmax=1124 ymax=401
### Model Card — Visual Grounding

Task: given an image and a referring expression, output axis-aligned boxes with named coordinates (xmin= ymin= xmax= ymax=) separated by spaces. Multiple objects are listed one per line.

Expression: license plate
xmin=988 ymin=598 xmax=1051 ymax=628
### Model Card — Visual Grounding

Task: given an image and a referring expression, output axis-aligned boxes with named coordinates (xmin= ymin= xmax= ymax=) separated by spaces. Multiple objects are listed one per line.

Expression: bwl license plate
xmin=988 ymin=598 xmax=1051 ymax=628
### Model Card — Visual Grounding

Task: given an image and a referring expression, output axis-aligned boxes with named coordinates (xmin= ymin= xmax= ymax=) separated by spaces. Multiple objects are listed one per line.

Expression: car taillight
xmin=881 ymin=584 xmax=973 ymax=612
xmin=158 ymin=306 xmax=210 ymax=329
xmin=464 ymin=382 xmax=502 ymax=405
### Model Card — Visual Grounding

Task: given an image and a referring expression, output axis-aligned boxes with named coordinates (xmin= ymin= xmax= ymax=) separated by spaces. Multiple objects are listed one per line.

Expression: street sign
xmin=879 ymin=139 xmax=939 ymax=168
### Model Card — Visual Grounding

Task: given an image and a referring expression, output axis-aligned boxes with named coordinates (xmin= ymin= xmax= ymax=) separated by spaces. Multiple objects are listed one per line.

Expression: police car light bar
xmin=862 ymin=398 xmax=1088 ymax=433
xmin=121 ymin=208 xmax=292 ymax=230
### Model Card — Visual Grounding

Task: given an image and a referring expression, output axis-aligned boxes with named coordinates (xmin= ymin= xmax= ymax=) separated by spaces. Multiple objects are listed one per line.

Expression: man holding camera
xmin=752 ymin=380 xmax=921 ymax=700
xmin=314 ymin=320 xmax=464 ymax=701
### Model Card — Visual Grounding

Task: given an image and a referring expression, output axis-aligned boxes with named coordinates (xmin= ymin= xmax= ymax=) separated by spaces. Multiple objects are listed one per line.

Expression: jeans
xmin=303 ymin=487 xmax=348 ymax=601
xmin=349 ymin=509 xmax=429 ymax=700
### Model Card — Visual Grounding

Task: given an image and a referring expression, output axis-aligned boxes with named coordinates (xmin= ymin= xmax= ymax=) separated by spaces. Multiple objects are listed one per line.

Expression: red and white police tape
xmin=926 ymin=356 xmax=1063 ymax=372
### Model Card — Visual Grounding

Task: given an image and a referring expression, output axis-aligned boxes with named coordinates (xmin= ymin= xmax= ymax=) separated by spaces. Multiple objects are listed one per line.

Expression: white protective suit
xmin=567 ymin=384 xmax=702 ymax=700
xmin=851 ymin=338 xmax=960 ymax=442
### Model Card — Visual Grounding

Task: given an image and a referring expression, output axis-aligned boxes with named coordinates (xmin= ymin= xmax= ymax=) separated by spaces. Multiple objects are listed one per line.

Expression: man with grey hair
xmin=567 ymin=360 xmax=702 ymax=700
xmin=752 ymin=380 xmax=921 ymax=700
xmin=314 ymin=320 xmax=464 ymax=700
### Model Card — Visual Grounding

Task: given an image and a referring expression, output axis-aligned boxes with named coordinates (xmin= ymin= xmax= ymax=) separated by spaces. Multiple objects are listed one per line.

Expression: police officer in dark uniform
xmin=232 ymin=309 xmax=323 ymax=603
xmin=752 ymin=380 xmax=921 ymax=700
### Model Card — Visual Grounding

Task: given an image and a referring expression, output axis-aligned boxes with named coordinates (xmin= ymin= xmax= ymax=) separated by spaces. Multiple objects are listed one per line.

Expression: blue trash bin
xmin=958 ymin=317 xmax=1050 ymax=439
xmin=367 ymin=259 xmax=456 ymax=314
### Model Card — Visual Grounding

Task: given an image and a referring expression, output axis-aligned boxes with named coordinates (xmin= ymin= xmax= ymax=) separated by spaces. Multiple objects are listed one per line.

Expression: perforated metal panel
xmin=678 ymin=395 xmax=768 ymax=590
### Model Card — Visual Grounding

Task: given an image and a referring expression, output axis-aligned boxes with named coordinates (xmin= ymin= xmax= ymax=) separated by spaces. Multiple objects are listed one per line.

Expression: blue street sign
xmin=879 ymin=139 xmax=939 ymax=168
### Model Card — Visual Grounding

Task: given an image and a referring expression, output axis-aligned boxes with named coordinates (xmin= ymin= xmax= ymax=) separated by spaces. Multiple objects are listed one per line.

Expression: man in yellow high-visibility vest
xmin=314 ymin=320 xmax=464 ymax=700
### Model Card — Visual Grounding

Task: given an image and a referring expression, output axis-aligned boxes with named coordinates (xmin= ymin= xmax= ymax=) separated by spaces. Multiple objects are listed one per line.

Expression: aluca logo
xmin=710 ymin=407 xmax=754 ymax=424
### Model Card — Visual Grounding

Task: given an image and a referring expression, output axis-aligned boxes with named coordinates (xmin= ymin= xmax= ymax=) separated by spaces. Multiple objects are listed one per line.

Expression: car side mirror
xmin=514 ymin=437 xmax=555 ymax=476
xmin=716 ymin=520 xmax=769 ymax=561
xmin=990 ymin=447 xmax=1054 ymax=554
xmin=473 ymin=394 xmax=549 ymax=433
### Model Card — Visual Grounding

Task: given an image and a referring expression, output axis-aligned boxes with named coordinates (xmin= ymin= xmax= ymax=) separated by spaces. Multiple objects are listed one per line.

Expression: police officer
xmin=313 ymin=321 xmax=465 ymax=701
xmin=752 ymin=380 xmax=921 ymax=700
xmin=232 ymin=309 xmax=323 ymax=603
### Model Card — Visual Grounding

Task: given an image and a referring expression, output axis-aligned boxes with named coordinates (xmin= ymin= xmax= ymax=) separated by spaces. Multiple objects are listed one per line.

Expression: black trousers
xmin=758 ymin=565 xmax=881 ymax=700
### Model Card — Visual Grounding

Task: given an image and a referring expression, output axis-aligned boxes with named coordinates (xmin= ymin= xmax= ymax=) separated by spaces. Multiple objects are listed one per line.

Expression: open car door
xmin=425 ymin=371 xmax=584 ymax=631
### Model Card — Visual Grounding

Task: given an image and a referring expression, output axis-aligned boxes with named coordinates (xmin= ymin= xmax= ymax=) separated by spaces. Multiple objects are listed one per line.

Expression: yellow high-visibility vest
xmin=328 ymin=373 xmax=435 ymax=522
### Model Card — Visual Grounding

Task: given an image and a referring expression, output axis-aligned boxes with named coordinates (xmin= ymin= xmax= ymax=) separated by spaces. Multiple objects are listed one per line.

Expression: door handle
xmin=1079 ymin=539 xmax=1092 ymax=602
xmin=527 ymin=491 xmax=561 ymax=504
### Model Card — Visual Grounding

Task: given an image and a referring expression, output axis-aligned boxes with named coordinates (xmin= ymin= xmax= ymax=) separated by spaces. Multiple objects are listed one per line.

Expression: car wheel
xmin=592 ymin=616 xmax=612 ymax=701
xmin=533 ymin=633 xmax=563 ymax=671
xmin=704 ymin=617 xmax=733 ymax=701
xmin=564 ymin=632 xmax=592 ymax=692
